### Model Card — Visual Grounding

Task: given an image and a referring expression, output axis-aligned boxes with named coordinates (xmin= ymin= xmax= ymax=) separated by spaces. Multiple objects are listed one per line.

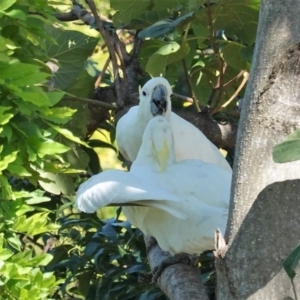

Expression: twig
xmin=85 ymin=0 xmax=125 ymax=106
xmin=205 ymin=69 xmax=244 ymax=113
xmin=219 ymin=71 xmax=249 ymax=111
xmin=94 ymin=56 xmax=111 ymax=88
xmin=42 ymin=85 xmax=117 ymax=109
xmin=223 ymin=70 xmax=245 ymax=89
xmin=182 ymin=59 xmax=201 ymax=112
xmin=72 ymin=95 xmax=117 ymax=109
xmin=67 ymin=93 xmax=117 ymax=109
xmin=205 ymin=0 xmax=226 ymax=114
xmin=172 ymin=93 xmax=194 ymax=103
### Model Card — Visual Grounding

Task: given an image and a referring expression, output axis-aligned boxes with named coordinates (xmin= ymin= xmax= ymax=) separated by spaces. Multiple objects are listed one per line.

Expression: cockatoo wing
xmin=169 ymin=112 xmax=232 ymax=171
xmin=123 ymin=188 xmax=229 ymax=255
xmin=75 ymin=169 xmax=187 ymax=219
xmin=115 ymin=106 xmax=139 ymax=161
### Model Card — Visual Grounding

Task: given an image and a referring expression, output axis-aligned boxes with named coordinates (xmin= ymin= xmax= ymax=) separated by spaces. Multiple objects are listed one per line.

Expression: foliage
xmin=272 ymin=129 xmax=300 ymax=163
xmin=0 ymin=0 xmax=98 ymax=298
xmin=116 ymin=0 xmax=259 ymax=111
xmin=272 ymin=129 xmax=300 ymax=282
xmin=0 ymin=0 xmax=262 ymax=299
xmin=283 ymin=242 xmax=300 ymax=280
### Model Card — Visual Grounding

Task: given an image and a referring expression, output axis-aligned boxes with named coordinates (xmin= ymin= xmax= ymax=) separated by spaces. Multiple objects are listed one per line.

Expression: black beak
xmin=150 ymin=84 xmax=168 ymax=116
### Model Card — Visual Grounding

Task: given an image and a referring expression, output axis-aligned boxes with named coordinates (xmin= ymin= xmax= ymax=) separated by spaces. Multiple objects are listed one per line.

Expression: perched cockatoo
xmin=76 ymin=116 xmax=231 ymax=255
xmin=116 ymin=77 xmax=232 ymax=172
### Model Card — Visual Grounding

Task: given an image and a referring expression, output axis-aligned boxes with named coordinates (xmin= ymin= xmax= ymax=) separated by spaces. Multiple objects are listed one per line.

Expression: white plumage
xmin=116 ymin=77 xmax=232 ymax=172
xmin=76 ymin=116 xmax=231 ymax=255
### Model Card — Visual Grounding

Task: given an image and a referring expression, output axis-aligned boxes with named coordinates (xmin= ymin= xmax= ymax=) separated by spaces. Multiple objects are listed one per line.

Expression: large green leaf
xmin=27 ymin=136 xmax=70 ymax=157
xmin=222 ymin=42 xmax=249 ymax=70
xmin=283 ymin=242 xmax=300 ymax=280
xmin=111 ymin=0 xmax=188 ymax=27
xmin=195 ymin=0 xmax=259 ymax=45
xmin=0 ymin=0 xmax=16 ymax=11
xmin=273 ymin=129 xmax=300 ymax=163
xmin=0 ymin=106 xmax=13 ymax=125
xmin=47 ymin=123 xmax=89 ymax=147
xmin=45 ymin=27 xmax=98 ymax=90
xmin=138 ymin=12 xmax=194 ymax=39
xmin=0 ymin=150 xmax=18 ymax=172
xmin=146 ymin=41 xmax=180 ymax=76
xmin=111 ymin=0 xmax=150 ymax=26
xmin=38 ymin=172 xmax=74 ymax=195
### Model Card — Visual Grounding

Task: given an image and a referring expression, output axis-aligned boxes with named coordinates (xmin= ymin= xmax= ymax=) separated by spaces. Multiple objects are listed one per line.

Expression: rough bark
xmin=216 ymin=1 xmax=300 ymax=299
xmin=144 ymin=236 xmax=209 ymax=300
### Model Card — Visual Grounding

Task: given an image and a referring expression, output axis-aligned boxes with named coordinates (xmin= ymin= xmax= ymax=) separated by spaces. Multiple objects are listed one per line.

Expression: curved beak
xmin=151 ymin=84 xmax=168 ymax=116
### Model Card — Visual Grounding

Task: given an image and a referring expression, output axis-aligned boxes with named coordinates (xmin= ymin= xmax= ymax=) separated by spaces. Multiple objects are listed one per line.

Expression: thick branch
xmin=175 ymin=109 xmax=237 ymax=151
xmin=145 ymin=236 xmax=209 ymax=300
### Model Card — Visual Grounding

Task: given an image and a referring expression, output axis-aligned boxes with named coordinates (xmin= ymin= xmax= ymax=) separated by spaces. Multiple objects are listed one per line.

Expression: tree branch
xmin=205 ymin=1 xmax=227 ymax=114
xmin=182 ymin=59 xmax=201 ymax=112
xmin=175 ymin=109 xmax=237 ymax=151
xmin=85 ymin=0 xmax=126 ymax=107
xmin=172 ymin=92 xmax=194 ymax=104
xmin=94 ymin=56 xmax=111 ymax=88
xmin=145 ymin=236 xmax=209 ymax=300
xmin=219 ymin=72 xmax=249 ymax=111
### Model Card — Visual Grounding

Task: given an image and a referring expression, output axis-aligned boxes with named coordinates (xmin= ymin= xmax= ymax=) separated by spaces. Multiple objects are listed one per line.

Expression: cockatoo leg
xmin=152 ymin=253 xmax=197 ymax=283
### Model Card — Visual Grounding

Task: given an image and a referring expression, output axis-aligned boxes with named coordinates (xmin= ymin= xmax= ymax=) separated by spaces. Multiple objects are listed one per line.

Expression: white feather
xmin=116 ymin=77 xmax=232 ymax=172
xmin=76 ymin=116 xmax=231 ymax=255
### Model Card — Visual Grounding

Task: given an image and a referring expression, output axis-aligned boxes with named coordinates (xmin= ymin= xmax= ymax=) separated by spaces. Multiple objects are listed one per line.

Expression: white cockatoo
xmin=76 ymin=116 xmax=231 ymax=255
xmin=116 ymin=77 xmax=232 ymax=172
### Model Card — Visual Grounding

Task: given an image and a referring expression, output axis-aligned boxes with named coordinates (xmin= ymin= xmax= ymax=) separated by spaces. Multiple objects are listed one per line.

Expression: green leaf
xmin=27 ymin=137 xmax=70 ymax=156
xmin=0 ymin=63 xmax=40 ymax=80
xmin=0 ymin=106 xmax=13 ymax=125
xmin=196 ymin=0 xmax=259 ymax=45
xmin=4 ymin=9 xmax=26 ymax=20
xmin=13 ymin=212 xmax=58 ymax=235
xmin=11 ymin=72 xmax=49 ymax=87
xmin=11 ymin=86 xmax=51 ymax=107
xmin=111 ymin=0 xmax=150 ymax=26
xmin=283 ymin=242 xmax=300 ymax=280
xmin=138 ymin=12 xmax=194 ymax=39
xmin=47 ymin=123 xmax=89 ymax=147
xmin=40 ymin=107 xmax=76 ymax=124
xmin=146 ymin=41 xmax=180 ymax=76
xmin=38 ymin=172 xmax=74 ymax=195
xmin=222 ymin=42 xmax=249 ymax=70
xmin=45 ymin=27 xmax=98 ymax=90
xmin=47 ymin=91 xmax=65 ymax=106
xmin=7 ymin=163 xmax=31 ymax=177
xmin=0 ymin=248 xmax=13 ymax=261
xmin=0 ymin=150 xmax=18 ymax=172
xmin=273 ymin=129 xmax=300 ymax=163
xmin=0 ymin=0 xmax=16 ymax=11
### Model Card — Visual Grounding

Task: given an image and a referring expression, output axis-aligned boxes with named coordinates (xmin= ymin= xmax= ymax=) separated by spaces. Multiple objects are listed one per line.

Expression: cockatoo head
xmin=139 ymin=77 xmax=172 ymax=119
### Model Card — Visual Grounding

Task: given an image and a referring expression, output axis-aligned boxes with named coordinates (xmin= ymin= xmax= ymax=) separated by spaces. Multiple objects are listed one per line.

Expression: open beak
xmin=150 ymin=84 xmax=168 ymax=116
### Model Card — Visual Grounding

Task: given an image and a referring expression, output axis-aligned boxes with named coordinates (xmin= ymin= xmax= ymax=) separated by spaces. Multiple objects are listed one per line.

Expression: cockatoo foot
xmin=213 ymin=228 xmax=227 ymax=258
xmin=152 ymin=253 xmax=195 ymax=283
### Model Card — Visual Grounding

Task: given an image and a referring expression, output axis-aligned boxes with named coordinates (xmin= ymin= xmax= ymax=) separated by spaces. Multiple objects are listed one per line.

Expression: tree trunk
xmin=216 ymin=1 xmax=300 ymax=299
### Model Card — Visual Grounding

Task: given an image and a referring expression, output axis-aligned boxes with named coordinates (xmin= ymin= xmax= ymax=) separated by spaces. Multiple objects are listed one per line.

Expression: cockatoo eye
xmin=142 ymin=91 xmax=147 ymax=96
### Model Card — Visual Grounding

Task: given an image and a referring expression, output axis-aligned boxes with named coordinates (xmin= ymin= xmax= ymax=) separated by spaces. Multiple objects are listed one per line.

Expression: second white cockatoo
xmin=76 ymin=116 xmax=231 ymax=255
xmin=116 ymin=77 xmax=232 ymax=172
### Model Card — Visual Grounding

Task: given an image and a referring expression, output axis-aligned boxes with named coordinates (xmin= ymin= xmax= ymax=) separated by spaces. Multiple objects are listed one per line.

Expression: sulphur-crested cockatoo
xmin=116 ymin=77 xmax=231 ymax=172
xmin=76 ymin=116 xmax=231 ymax=255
